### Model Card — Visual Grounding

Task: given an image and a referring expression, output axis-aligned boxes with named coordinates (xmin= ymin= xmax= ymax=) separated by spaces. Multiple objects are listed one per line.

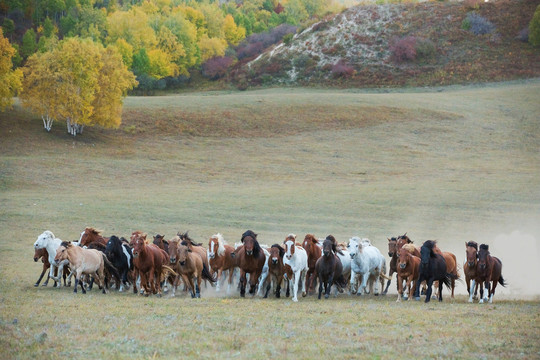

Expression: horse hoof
xmin=302 ymin=292 xmax=307 ymax=297
xmin=415 ymin=297 xmax=420 ymax=301
xmin=468 ymin=298 xmax=473 ymax=303
xmin=34 ymin=283 xmax=39 ymax=287
xmin=292 ymin=298 xmax=298 ymax=302
xmin=374 ymin=293 xmax=379 ymax=296
xmin=324 ymin=294 xmax=329 ymax=299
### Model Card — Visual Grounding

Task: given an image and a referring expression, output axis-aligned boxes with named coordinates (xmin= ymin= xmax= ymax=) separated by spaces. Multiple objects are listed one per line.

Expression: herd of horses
xmin=32 ymin=228 xmax=507 ymax=303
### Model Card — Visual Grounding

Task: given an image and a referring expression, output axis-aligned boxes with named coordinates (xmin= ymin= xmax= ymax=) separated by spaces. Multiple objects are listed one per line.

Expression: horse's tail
xmin=201 ymin=263 xmax=216 ymax=284
xmin=102 ymin=253 xmax=121 ymax=283
xmin=380 ymin=273 xmax=392 ymax=281
xmin=441 ymin=273 xmax=457 ymax=289
xmin=335 ymin=274 xmax=347 ymax=289
xmin=498 ymin=275 xmax=507 ymax=287
xmin=162 ymin=265 xmax=178 ymax=278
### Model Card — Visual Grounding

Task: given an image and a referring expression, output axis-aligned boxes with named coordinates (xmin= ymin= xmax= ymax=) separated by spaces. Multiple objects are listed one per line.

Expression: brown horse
xmin=464 ymin=241 xmax=481 ymax=302
xmin=384 ymin=237 xmax=398 ymax=295
xmin=207 ymin=233 xmax=238 ymax=293
xmin=79 ymin=227 xmax=109 ymax=248
xmin=153 ymin=234 xmax=169 ymax=254
xmin=313 ymin=237 xmax=346 ymax=299
xmin=302 ymin=234 xmax=322 ymax=295
xmin=169 ymin=238 xmax=215 ymax=298
xmin=131 ymin=232 xmax=170 ymax=296
xmin=33 ymin=247 xmax=59 ymax=287
xmin=260 ymin=244 xmax=290 ymax=298
xmin=396 ymin=233 xmax=420 ymax=257
xmin=396 ymin=248 xmax=420 ymax=302
xmin=54 ymin=241 xmax=108 ymax=294
xmin=477 ymin=244 xmax=506 ymax=304
xmin=177 ymin=232 xmax=210 ymax=272
xmin=234 ymin=230 xmax=266 ymax=297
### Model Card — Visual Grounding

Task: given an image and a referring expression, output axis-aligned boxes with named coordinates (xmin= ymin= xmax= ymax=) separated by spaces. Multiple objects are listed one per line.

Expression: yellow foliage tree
xmin=198 ymin=34 xmax=227 ymax=63
xmin=223 ymin=14 xmax=246 ymax=46
xmin=21 ymin=37 xmax=137 ymax=135
xmin=106 ymin=7 xmax=157 ymax=51
xmin=147 ymin=48 xmax=178 ymax=78
xmin=0 ymin=28 xmax=22 ymax=111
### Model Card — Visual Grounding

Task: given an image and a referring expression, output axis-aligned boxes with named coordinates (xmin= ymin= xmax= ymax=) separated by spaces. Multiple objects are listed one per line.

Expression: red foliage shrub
xmin=331 ymin=60 xmax=355 ymax=78
xmin=202 ymin=56 xmax=234 ymax=79
xmin=389 ymin=36 xmax=417 ymax=63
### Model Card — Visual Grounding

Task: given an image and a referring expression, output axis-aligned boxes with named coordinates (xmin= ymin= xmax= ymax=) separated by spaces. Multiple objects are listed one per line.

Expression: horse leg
xmin=318 ymin=276 xmax=323 ymax=300
xmin=438 ymin=279 xmax=444 ymax=302
xmin=424 ymin=279 xmax=434 ymax=303
xmin=216 ymin=269 xmax=223 ymax=292
xmin=414 ymin=274 xmax=424 ymax=300
xmin=383 ymin=270 xmax=393 ymax=295
xmin=468 ymin=279 xmax=476 ymax=303
xmin=291 ymin=271 xmax=299 ymax=302
xmin=396 ymin=275 xmax=403 ymax=302
xmin=300 ymin=270 xmax=307 ymax=297
xmin=489 ymin=280 xmax=497 ymax=304
xmin=35 ymin=267 xmax=47 ymax=287
xmin=408 ymin=278 xmax=415 ymax=301
xmin=483 ymin=280 xmax=490 ymax=303
xmin=195 ymin=274 xmax=201 ymax=298
xmin=325 ymin=273 xmax=334 ymax=299
xmin=239 ymin=270 xmax=246 ymax=297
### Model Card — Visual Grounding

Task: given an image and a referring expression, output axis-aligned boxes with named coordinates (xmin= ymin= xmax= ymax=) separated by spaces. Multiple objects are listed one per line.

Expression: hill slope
xmin=236 ymin=0 xmax=540 ymax=87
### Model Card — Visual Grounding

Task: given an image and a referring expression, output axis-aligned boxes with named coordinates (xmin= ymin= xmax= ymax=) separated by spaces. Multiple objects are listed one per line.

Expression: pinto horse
xmin=464 ymin=241 xmax=481 ymax=303
xmin=302 ymin=234 xmax=322 ymax=295
xmin=131 ymin=232 xmax=170 ymax=296
xmin=313 ymin=237 xmax=346 ymax=299
xmin=396 ymin=248 xmax=420 ymax=302
xmin=234 ymin=230 xmax=266 ymax=297
xmin=413 ymin=240 xmax=453 ymax=303
xmin=54 ymin=241 xmax=109 ymax=294
xmin=79 ymin=227 xmax=109 ymax=248
xmin=283 ymin=234 xmax=309 ymax=302
xmin=105 ymin=236 xmax=133 ymax=292
xmin=169 ymin=239 xmax=215 ymax=298
xmin=207 ymin=233 xmax=238 ymax=293
xmin=477 ymin=244 xmax=506 ymax=304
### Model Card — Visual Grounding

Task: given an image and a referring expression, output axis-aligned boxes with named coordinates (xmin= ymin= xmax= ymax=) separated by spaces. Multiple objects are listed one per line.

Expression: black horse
xmin=414 ymin=240 xmax=453 ymax=303
xmin=105 ymin=236 xmax=133 ymax=292
xmin=313 ymin=237 xmax=346 ymax=299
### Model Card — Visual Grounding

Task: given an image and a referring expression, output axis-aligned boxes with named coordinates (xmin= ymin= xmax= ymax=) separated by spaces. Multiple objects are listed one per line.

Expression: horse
xmin=79 ymin=227 xmax=109 ymax=248
xmin=54 ymin=241 xmax=110 ymax=294
xmin=283 ymin=234 xmax=309 ymax=302
xmin=105 ymin=236 xmax=133 ymax=292
xmin=464 ymin=241 xmax=481 ymax=303
xmin=396 ymin=248 xmax=420 ymax=302
xmin=383 ymin=237 xmax=398 ymax=295
xmin=33 ymin=247 xmax=60 ymax=287
xmin=169 ymin=238 xmax=215 ymax=298
xmin=313 ymin=237 xmax=346 ymax=299
xmin=302 ymin=234 xmax=322 ymax=294
xmin=33 ymin=230 xmax=71 ymax=288
xmin=207 ymin=233 xmax=238 ymax=293
xmin=413 ymin=240 xmax=454 ymax=302
xmin=234 ymin=230 xmax=266 ymax=297
xmin=177 ymin=232 xmax=210 ymax=273
xmin=131 ymin=232 xmax=170 ymax=296
xmin=348 ymin=236 xmax=388 ymax=296
xmin=477 ymin=244 xmax=506 ymax=304
xmin=153 ymin=234 xmax=169 ymax=254
xmin=326 ymin=235 xmax=351 ymax=289
xmin=396 ymin=233 xmax=420 ymax=257
xmin=258 ymin=244 xmax=290 ymax=298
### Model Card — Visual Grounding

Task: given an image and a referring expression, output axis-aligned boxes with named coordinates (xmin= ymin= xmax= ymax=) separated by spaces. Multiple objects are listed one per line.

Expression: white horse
xmin=283 ymin=234 xmax=309 ymax=302
xmin=348 ymin=236 xmax=388 ymax=295
xmin=33 ymin=230 xmax=70 ymax=287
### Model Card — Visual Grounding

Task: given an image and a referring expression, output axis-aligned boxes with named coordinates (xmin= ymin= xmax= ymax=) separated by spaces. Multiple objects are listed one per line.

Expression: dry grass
xmin=1 ymin=80 xmax=539 ymax=359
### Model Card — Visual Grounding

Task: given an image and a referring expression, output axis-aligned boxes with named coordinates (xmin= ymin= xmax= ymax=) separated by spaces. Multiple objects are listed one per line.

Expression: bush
xmin=529 ymin=5 xmax=540 ymax=47
xmin=331 ymin=60 xmax=355 ymax=79
xmin=389 ymin=36 xmax=417 ymax=63
xmin=202 ymin=56 xmax=234 ymax=80
xmin=235 ymin=24 xmax=297 ymax=60
xmin=415 ymin=38 xmax=437 ymax=63
xmin=462 ymin=13 xmax=496 ymax=35
xmin=517 ymin=27 xmax=529 ymax=42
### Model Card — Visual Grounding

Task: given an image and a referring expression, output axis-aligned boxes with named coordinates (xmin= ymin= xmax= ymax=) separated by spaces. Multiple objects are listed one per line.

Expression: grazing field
xmin=1 ymin=80 xmax=539 ymax=359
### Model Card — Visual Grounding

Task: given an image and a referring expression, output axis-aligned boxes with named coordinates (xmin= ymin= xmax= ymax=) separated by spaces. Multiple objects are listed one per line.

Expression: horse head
xmin=387 ymin=237 xmax=397 ymax=257
xmin=34 ymin=230 xmax=55 ymax=249
xmin=478 ymin=244 xmax=490 ymax=271
xmin=420 ymin=240 xmax=437 ymax=266
xmin=270 ymin=244 xmax=285 ymax=265
xmin=54 ymin=241 xmax=71 ymax=265
xmin=347 ymin=236 xmax=362 ymax=259
xmin=322 ymin=238 xmax=335 ymax=258
xmin=132 ymin=236 xmax=147 ymax=258
xmin=79 ymin=227 xmax=102 ymax=247
xmin=398 ymin=248 xmax=410 ymax=270
xmin=284 ymin=234 xmax=296 ymax=260
xmin=241 ymin=230 xmax=259 ymax=257
xmin=465 ymin=241 xmax=478 ymax=268
xmin=178 ymin=241 xmax=192 ymax=266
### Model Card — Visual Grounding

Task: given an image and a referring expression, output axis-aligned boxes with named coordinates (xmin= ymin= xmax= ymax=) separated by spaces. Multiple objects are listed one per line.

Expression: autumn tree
xmin=21 ymin=37 xmax=137 ymax=135
xmin=0 ymin=28 xmax=22 ymax=111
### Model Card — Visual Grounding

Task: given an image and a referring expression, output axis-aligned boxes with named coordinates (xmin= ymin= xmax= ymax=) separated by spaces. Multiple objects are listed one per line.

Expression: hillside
xmin=235 ymin=0 xmax=540 ymax=87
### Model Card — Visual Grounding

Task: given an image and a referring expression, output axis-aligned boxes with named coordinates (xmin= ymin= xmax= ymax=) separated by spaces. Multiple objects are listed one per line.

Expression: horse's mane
xmin=480 ymin=244 xmax=489 ymax=251
xmin=388 ymin=237 xmax=397 ymax=242
xmin=241 ymin=230 xmax=261 ymax=258
xmin=422 ymin=240 xmax=438 ymax=257
xmin=241 ymin=230 xmax=257 ymax=242
xmin=177 ymin=231 xmax=203 ymax=246
xmin=60 ymin=241 xmax=72 ymax=248
xmin=466 ymin=241 xmax=478 ymax=250
xmin=86 ymin=227 xmax=102 ymax=235
xmin=271 ymin=244 xmax=285 ymax=258
xmin=305 ymin=234 xmax=318 ymax=244
xmin=211 ymin=233 xmax=226 ymax=256
xmin=325 ymin=235 xmax=343 ymax=255
xmin=398 ymin=233 xmax=412 ymax=243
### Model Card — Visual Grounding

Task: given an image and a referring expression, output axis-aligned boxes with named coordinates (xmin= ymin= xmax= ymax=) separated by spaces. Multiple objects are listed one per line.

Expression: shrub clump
xmin=462 ymin=12 xmax=496 ymax=35
xmin=529 ymin=5 xmax=540 ymax=47
xmin=331 ymin=60 xmax=355 ymax=78
xmin=389 ymin=36 xmax=436 ymax=64
xmin=202 ymin=56 xmax=234 ymax=80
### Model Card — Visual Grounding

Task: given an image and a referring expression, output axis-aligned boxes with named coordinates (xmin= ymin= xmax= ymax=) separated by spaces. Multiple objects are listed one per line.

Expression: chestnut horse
xmin=131 ymin=232 xmax=170 ymax=296
xmin=477 ymin=244 xmax=506 ymax=304
xmin=302 ymin=234 xmax=322 ymax=295
xmin=464 ymin=241 xmax=481 ymax=302
xmin=79 ymin=227 xmax=109 ymax=248
xmin=383 ymin=237 xmax=398 ymax=295
xmin=153 ymin=234 xmax=169 ymax=254
xmin=235 ymin=230 xmax=266 ymax=297
xmin=396 ymin=248 xmax=420 ymax=302
xmin=169 ymin=239 xmax=215 ymax=298
xmin=54 ymin=241 xmax=108 ymax=294
xmin=33 ymin=248 xmax=56 ymax=287
xmin=259 ymin=244 xmax=290 ymax=298
xmin=207 ymin=233 xmax=238 ymax=293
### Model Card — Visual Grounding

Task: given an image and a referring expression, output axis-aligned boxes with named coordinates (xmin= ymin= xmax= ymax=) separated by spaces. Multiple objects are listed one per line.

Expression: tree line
xmin=0 ymin=0 xmax=340 ymax=134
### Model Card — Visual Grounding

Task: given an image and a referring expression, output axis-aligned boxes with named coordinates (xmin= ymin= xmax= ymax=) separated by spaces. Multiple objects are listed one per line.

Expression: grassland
xmin=0 ymin=80 xmax=539 ymax=359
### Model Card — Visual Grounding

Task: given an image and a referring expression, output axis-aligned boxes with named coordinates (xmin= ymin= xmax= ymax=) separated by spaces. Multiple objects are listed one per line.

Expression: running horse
xmin=131 ymin=231 xmax=170 ymax=296
xmin=234 ymin=230 xmax=266 ymax=297
xmin=413 ymin=240 xmax=454 ymax=303
xmin=79 ymin=227 xmax=109 ymax=248
xmin=464 ymin=241 xmax=481 ymax=303
xmin=302 ymin=234 xmax=322 ymax=295
xmin=477 ymin=244 xmax=506 ymax=304
xmin=383 ymin=237 xmax=398 ymax=295
xmin=153 ymin=234 xmax=169 ymax=254
xmin=283 ymin=234 xmax=309 ymax=302
xmin=207 ymin=233 xmax=238 ymax=293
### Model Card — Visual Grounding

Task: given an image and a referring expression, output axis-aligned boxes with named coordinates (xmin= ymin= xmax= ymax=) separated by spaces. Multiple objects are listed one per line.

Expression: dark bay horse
xmin=477 ymin=244 xmax=506 ymax=304
xmin=383 ymin=236 xmax=398 ymax=295
xmin=302 ymin=234 xmax=322 ymax=295
xmin=235 ymin=230 xmax=266 ymax=297
xmin=153 ymin=234 xmax=169 ymax=254
xmin=464 ymin=241 xmax=481 ymax=302
xmin=414 ymin=240 xmax=454 ymax=303
xmin=313 ymin=238 xmax=346 ymax=299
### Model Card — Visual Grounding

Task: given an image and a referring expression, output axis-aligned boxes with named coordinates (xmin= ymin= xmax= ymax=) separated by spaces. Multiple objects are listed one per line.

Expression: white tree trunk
xmin=66 ymin=118 xmax=84 ymax=136
xmin=42 ymin=114 xmax=53 ymax=132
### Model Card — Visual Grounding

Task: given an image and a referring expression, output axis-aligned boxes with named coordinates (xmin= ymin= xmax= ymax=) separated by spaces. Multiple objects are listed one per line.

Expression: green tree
xmin=0 ymin=28 xmax=22 ymax=111
xmin=21 ymin=28 xmax=37 ymax=58
xmin=529 ymin=5 xmax=540 ymax=47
